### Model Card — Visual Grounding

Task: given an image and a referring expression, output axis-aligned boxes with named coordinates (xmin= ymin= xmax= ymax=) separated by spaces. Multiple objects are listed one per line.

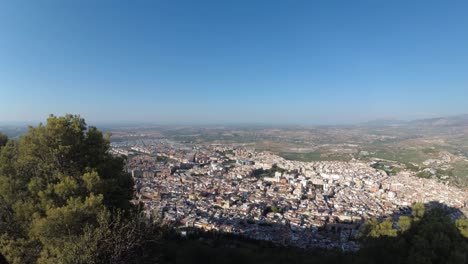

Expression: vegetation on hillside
xmin=1 ymin=115 xmax=468 ymax=263
xmin=0 ymin=115 xmax=161 ymax=264
xmin=251 ymin=164 xmax=285 ymax=179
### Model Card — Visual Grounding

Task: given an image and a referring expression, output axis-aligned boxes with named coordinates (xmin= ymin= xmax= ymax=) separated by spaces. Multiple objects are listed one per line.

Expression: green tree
xmin=397 ymin=215 xmax=412 ymax=233
xmin=362 ymin=217 xmax=397 ymax=238
xmin=0 ymin=114 xmax=159 ymax=263
xmin=360 ymin=217 xmax=379 ymax=238
xmin=412 ymin=202 xmax=425 ymax=221
xmin=378 ymin=218 xmax=397 ymax=237
xmin=406 ymin=208 xmax=468 ymax=264
xmin=456 ymin=218 xmax=468 ymax=238
xmin=0 ymin=132 xmax=7 ymax=148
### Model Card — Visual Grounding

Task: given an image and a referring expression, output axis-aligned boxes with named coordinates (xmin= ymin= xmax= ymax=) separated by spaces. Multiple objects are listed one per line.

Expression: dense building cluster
xmin=113 ymin=140 xmax=468 ymax=250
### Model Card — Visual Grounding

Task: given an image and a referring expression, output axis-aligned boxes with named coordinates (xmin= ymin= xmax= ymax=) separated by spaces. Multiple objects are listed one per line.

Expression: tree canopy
xmin=357 ymin=203 xmax=468 ymax=264
xmin=0 ymin=133 xmax=7 ymax=148
xmin=0 ymin=114 xmax=159 ymax=264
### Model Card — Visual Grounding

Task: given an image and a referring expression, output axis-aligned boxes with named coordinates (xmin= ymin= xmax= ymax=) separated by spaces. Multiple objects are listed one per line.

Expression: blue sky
xmin=0 ymin=0 xmax=467 ymax=125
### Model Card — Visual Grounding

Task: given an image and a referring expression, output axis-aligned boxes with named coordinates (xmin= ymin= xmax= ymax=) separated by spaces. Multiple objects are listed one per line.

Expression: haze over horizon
xmin=1 ymin=1 xmax=467 ymax=124
xmin=2 ymin=114 xmax=468 ymax=129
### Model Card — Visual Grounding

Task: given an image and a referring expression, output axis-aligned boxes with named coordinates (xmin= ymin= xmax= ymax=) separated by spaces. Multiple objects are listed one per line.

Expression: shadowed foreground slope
xmin=158 ymin=203 xmax=468 ymax=264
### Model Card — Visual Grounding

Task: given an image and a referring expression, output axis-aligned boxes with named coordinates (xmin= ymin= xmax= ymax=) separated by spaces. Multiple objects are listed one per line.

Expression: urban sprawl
xmin=111 ymin=139 xmax=468 ymax=250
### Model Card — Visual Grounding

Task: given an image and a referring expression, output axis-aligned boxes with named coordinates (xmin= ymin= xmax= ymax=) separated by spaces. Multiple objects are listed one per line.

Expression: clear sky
xmin=0 ymin=0 xmax=467 ymax=125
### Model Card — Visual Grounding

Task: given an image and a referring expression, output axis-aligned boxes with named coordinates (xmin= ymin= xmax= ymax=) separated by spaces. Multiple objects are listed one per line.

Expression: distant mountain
xmin=360 ymin=115 xmax=468 ymax=128
xmin=409 ymin=114 xmax=468 ymax=127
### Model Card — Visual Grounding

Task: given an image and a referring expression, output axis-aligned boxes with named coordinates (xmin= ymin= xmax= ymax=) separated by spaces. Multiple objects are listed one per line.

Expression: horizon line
xmin=1 ymin=113 xmax=467 ymax=128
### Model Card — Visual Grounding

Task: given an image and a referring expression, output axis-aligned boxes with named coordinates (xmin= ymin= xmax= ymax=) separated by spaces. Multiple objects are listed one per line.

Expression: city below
xmin=113 ymin=137 xmax=468 ymax=251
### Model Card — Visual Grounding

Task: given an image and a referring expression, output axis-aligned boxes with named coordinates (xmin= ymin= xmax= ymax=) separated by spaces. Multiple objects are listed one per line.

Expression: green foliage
xmin=0 ymin=132 xmax=7 ymax=148
xmin=156 ymin=155 xmax=172 ymax=162
xmin=412 ymin=202 xmax=425 ymax=220
xmin=252 ymin=164 xmax=285 ymax=179
xmin=416 ymin=171 xmax=432 ymax=179
xmin=262 ymin=205 xmax=284 ymax=216
xmin=358 ymin=207 xmax=468 ymax=264
xmin=405 ymin=162 xmax=420 ymax=172
xmin=361 ymin=217 xmax=397 ymax=238
xmin=389 ymin=167 xmax=401 ymax=175
xmin=0 ymin=114 xmax=160 ymax=263
xmin=370 ymin=162 xmax=401 ymax=176
xmin=456 ymin=218 xmax=468 ymax=238
xmin=270 ymin=205 xmax=283 ymax=214
xmin=397 ymin=216 xmax=412 ymax=233
xmin=361 ymin=204 xmax=423 ymax=239
xmin=372 ymin=148 xmax=429 ymax=164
